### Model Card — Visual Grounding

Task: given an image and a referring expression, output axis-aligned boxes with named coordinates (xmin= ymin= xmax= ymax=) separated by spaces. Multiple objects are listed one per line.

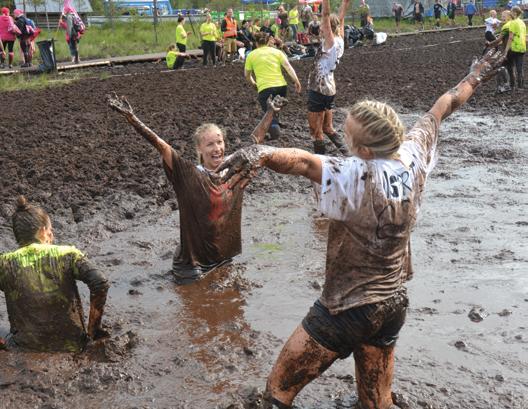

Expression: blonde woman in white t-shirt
xmin=218 ymin=49 xmax=505 ymax=409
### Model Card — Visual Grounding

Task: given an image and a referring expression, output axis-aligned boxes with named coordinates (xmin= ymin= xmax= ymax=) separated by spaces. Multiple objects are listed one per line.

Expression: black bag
xmin=37 ymin=39 xmax=57 ymax=72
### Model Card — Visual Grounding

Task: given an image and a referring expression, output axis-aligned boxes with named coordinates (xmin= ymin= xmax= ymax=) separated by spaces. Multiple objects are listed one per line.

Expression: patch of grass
xmin=255 ymin=243 xmax=283 ymax=252
xmin=0 ymin=72 xmax=85 ymax=92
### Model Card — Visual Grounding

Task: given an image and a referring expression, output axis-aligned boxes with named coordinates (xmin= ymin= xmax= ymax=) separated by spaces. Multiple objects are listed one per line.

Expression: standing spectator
xmin=465 ymin=0 xmax=476 ymax=26
xmin=504 ymin=6 xmax=526 ymax=89
xmin=301 ymin=3 xmax=313 ymax=31
xmin=288 ymin=4 xmax=300 ymax=41
xmin=392 ymin=2 xmax=404 ymax=33
xmin=446 ymin=0 xmax=457 ymax=26
xmin=506 ymin=0 xmax=513 ymax=10
xmin=358 ymin=0 xmax=370 ymax=28
xmin=244 ymin=31 xmax=301 ymax=139
xmin=221 ymin=8 xmax=238 ymax=63
xmin=59 ymin=6 xmax=83 ymax=64
xmin=433 ymin=0 xmax=446 ymax=29
xmin=200 ymin=13 xmax=217 ymax=66
xmin=413 ymin=0 xmax=425 ymax=31
xmin=0 ymin=7 xmax=16 ymax=69
xmin=215 ymin=20 xmax=225 ymax=64
xmin=484 ymin=9 xmax=500 ymax=42
xmin=176 ymin=15 xmax=191 ymax=52
xmin=13 ymin=9 xmax=33 ymax=67
xmin=277 ymin=4 xmax=289 ymax=41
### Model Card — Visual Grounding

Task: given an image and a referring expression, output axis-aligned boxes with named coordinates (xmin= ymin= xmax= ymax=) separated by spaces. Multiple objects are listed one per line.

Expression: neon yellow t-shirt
xmin=166 ymin=50 xmax=180 ymax=69
xmin=176 ymin=24 xmax=187 ymax=45
xmin=200 ymin=22 xmax=217 ymax=41
xmin=509 ymin=18 xmax=526 ymax=53
xmin=289 ymin=9 xmax=299 ymax=25
xmin=245 ymin=46 xmax=288 ymax=93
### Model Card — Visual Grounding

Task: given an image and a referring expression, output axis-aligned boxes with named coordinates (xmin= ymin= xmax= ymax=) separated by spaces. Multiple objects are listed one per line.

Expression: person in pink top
xmin=0 ymin=7 xmax=17 ymax=69
xmin=59 ymin=6 xmax=83 ymax=63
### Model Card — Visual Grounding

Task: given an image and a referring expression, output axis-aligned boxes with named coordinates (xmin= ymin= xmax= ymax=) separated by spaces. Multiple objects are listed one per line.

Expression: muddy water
xmin=0 ymin=112 xmax=527 ymax=409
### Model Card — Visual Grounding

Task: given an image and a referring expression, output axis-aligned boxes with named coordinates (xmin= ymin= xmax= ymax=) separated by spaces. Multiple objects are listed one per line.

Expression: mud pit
xmin=1 ymin=30 xmax=527 ymax=408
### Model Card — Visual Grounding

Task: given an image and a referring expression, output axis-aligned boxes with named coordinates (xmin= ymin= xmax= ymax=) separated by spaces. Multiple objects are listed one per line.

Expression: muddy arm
xmin=338 ymin=0 xmax=351 ymax=38
xmin=76 ymin=258 xmax=110 ymax=340
xmin=218 ymin=145 xmax=322 ymax=186
xmin=321 ymin=0 xmax=334 ymax=50
xmin=108 ymin=93 xmax=173 ymax=170
xmin=428 ymin=49 xmax=505 ymax=122
xmin=249 ymin=95 xmax=288 ymax=143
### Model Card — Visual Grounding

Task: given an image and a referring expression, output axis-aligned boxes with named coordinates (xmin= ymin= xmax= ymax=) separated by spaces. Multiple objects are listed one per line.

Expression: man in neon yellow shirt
xmin=504 ymin=6 xmax=526 ymax=89
xmin=289 ymin=5 xmax=300 ymax=42
xmin=176 ymin=15 xmax=191 ymax=52
xmin=200 ymin=13 xmax=217 ymax=66
xmin=245 ymin=31 xmax=301 ymax=139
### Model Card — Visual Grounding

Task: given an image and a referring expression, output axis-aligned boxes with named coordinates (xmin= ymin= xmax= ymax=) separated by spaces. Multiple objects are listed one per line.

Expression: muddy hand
xmin=108 ymin=92 xmax=134 ymax=116
xmin=0 ymin=337 xmax=6 ymax=350
xmin=217 ymin=145 xmax=277 ymax=188
xmin=266 ymin=95 xmax=288 ymax=113
xmin=469 ymin=49 xmax=505 ymax=83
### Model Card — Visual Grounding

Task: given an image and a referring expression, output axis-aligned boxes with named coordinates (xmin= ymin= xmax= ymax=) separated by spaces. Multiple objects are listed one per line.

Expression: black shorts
xmin=177 ymin=43 xmax=186 ymax=52
xmin=485 ymin=31 xmax=496 ymax=42
xmin=414 ymin=13 xmax=423 ymax=22
xmin=307 ymin=90 xmax=335 ymax=112
xmin=302 ymin=289 xmax=408 ymax=358
xmin=258 ymin=85 xmax=288 ymax=113
xmin=2 ymin=40 xmax=14 ymax=53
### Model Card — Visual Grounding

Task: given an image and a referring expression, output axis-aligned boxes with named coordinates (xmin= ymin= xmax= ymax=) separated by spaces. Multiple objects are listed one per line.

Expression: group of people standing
xmin=0 ymin=5 xmax=83 ymax=69
xmin=0 ymin=0 xmax=510 ymax=407
xmin=167 ymin=4 xmax=323 ymax=70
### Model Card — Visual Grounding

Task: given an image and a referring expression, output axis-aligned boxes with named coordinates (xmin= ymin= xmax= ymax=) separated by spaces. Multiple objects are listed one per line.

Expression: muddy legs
xmin=265 ymin=325 xmax=339 ymax=407
xmin=308 ymin=110 xmax=349 ymax=155
xmin=354 ymin=344 xmax=396 ymax=409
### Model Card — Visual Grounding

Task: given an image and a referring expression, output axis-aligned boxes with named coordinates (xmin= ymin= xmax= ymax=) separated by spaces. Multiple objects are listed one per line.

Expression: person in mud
xmin=107 ymin=93 xmax=287 ymax=283
xmin=307 ymin=0 xmax=349 ymax=156
xmin=217 ymin=49 xmax=506 ymax=409
xmin=166 ymin=43 xmax=195 ymax=70
xmin=503 ymin=6 xmax=526 ymax=89
xmin=0 ymin=196 xmax=109 ymax=352
xmin=484 ymin=9 xmax=500 ymax=43
xmin=245 ymin=31 xmax=301 ymax=140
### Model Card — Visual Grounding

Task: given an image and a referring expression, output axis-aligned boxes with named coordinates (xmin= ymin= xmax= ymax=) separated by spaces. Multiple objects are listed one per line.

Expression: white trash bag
xmin=375 ymin=32 xmax=387 ymax=45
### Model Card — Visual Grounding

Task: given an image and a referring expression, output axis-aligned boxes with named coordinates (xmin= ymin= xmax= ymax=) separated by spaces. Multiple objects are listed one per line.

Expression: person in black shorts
xmin=413 ymin=0 xmax=424 ymax=30
xmin=433 ymin=0 xmax=446 ymax=29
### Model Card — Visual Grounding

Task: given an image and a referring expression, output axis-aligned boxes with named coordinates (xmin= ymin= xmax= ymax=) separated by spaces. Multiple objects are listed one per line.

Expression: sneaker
xmin=8 ymin=64 xmax=12 ymax=69
xmin=0 ymin=63 xmax=4 ymax=69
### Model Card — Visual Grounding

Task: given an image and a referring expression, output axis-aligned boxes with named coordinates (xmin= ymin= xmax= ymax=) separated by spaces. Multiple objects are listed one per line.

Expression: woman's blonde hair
xmin=347 ymin=100 xmax=405 ymax=158
xmin=501 ymin=10 xmax=511 ymax=20
xmin=329 ymin=14 xmax=340 ymax=36
xmin=193 ymin=123 xmax=225 ymax=164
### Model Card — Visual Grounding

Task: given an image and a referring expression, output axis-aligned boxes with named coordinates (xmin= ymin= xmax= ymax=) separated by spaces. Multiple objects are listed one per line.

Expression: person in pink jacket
xmin=59 ymin=6 xmax=83 ymax=63
xmin=0 ymin=7 xmax=17 ymax=69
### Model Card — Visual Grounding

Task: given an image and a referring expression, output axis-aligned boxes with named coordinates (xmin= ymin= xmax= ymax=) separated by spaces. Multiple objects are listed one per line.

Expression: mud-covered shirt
xmin=163 ymin=150 xmax=244 ymax=279
xmin=316 ymin=114 xmax=439 ymax=314
xmin=0 ymin=243 xmax=108 ymax=352
xmin=308 ymin=36 xmax=344 ymax=96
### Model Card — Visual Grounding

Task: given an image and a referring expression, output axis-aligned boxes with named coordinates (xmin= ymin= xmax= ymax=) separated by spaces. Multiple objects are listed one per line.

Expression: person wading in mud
xmin=245 ymin=31 xmax=301 ymax=140
xmin=0 ymin=196 xmax=109 ymax=352
xmin=307 ymin=0 xmax=349 ymax=156
xmin=218 ymin=49 xmax=506 ymax=409
xmin=108 ymin=93 xmax=287 ymax=284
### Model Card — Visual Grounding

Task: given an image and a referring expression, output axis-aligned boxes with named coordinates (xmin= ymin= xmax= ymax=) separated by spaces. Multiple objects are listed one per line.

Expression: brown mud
xmin=0 ymin=29 xmax=527 ymax=408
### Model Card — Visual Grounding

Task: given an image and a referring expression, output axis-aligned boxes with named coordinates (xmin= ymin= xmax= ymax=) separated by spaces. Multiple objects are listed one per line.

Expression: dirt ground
xmin=0 ymin=29 xmax=527 ymax=409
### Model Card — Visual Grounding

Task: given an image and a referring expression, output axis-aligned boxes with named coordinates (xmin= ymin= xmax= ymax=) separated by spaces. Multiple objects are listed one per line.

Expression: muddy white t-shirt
xmin=316 ymin=114 xmax=439 ymax=314
xmin=308 ymin=36 xmax=344 ymax=96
